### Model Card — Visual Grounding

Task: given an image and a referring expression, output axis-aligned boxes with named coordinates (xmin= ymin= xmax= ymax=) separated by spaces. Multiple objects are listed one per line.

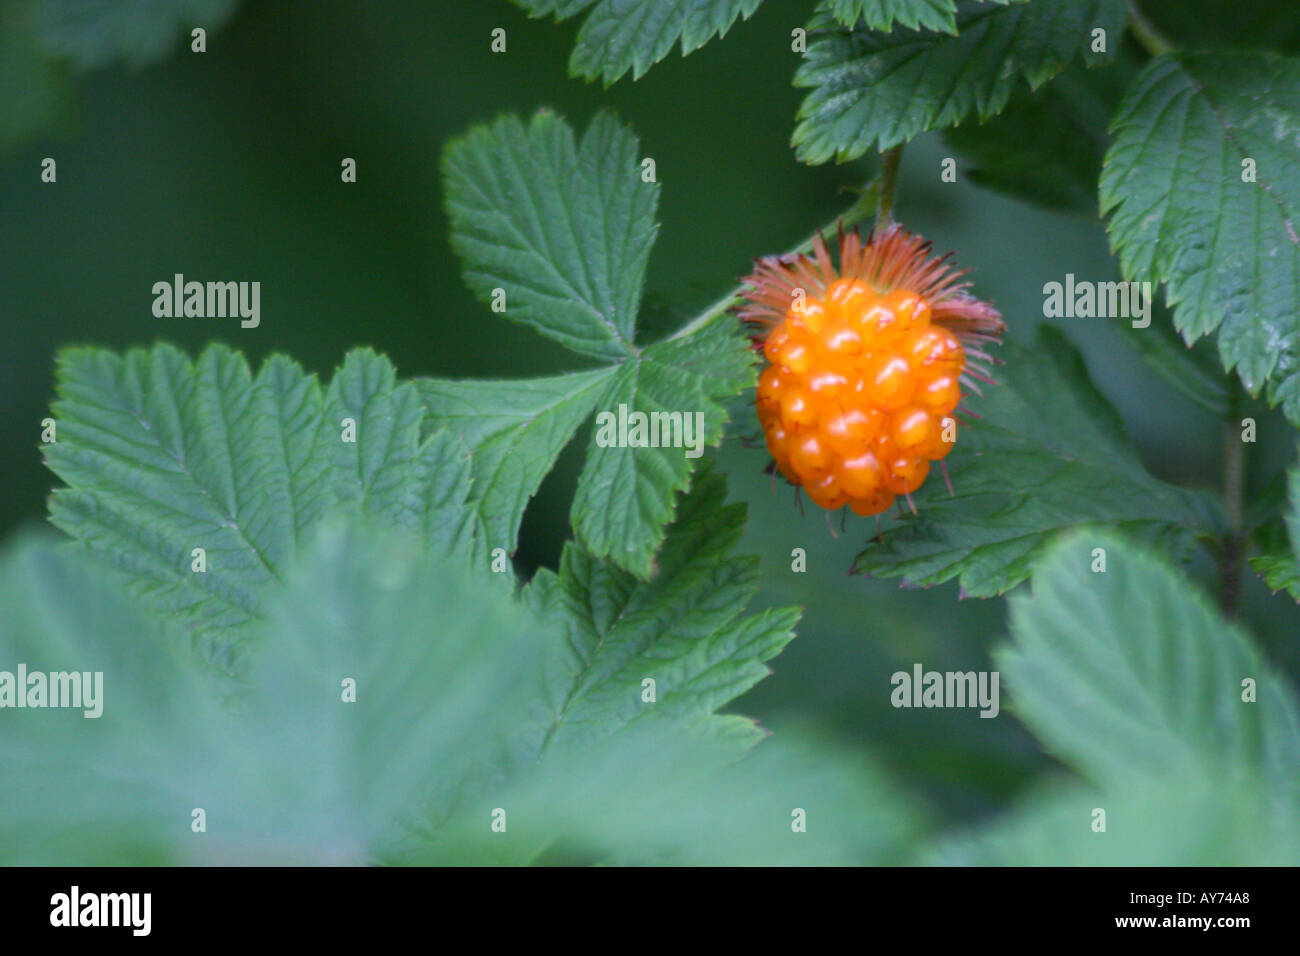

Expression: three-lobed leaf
xmin=438 ymin=111 xmax=757 ymax=578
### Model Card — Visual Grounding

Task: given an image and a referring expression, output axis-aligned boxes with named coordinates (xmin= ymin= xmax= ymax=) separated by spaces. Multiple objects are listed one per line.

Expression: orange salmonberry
xmin=739 ymin=223 xmax=1004 ymax=517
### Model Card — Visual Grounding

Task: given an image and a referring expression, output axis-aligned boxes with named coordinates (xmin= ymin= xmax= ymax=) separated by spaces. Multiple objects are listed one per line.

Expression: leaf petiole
xmin=666 ymin=178 xmax=880 ymax=342
xmin=1126 ymin=0 xmax=1176 ymax=57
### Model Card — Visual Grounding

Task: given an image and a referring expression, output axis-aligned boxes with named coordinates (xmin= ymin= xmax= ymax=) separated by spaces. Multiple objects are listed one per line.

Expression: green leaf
xmin=1249 ymin=459 xmax=1300 ymax=601
xmin=6 ymin=475 xmax=903 ymax=865
xmin=942 ymin=42 xmax=1138 ymax=214
xmin=512 ymin=0 xmax=763 ymax=84
xmin=931 ymin=529 xmax=1300 ymax=865
xmin=794 ymin=0 xmax=1126 ymax=162
xmin=827 ymin=0 xmax=965 ymax=35
xmin=927 ymin=776 xmax=1300 ymax=865
xmin=571 ymin=320 xmax=756 ymax=576
xmin=494 ymin=719 xmax=923 ymax=865
xmin=0 ymin=533 xmax=219 ymax=864
xmin=418 ymin=366 xmax=616 ymax=558
xmin=1100 ymin=53 xmax=1300 ymax=425
xmin=0 ymin=523 xmax=554 ymax=864
xmin=439 ymin=111 xmax=757 ymax=576
xmin=416 ymin=429 xmax=479 ymax=559
xmin=38 ymin=0 xmax=239 ymax=71
xmin=528 ymin=465 xmax=799 ymax=753
xmin=241 ymin=520 xmax=556 ymax=857
xmin=853 ymin=327 xmax=1221 ymax=596
xmin=327 ymin=349 xmax=428 ymax=525
xmin=42 ymin=344 xmax=473 ymax=664
xmin=999 ymin=530 xmax=1300 ymax=799
xmin=1250 ymin=531 xmax=1300 ymax=602
xmin=419 ymin=321 xmax=755 ymax=578
xmin=443 ymin=110 xmax=657 ymax=362
xmin=0 ymin=1 xmax=75 ymax=152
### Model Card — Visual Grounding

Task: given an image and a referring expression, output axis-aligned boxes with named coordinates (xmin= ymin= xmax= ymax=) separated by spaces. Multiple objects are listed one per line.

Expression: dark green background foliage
xmin=2 ymin=0 xmax=1299 ymax=863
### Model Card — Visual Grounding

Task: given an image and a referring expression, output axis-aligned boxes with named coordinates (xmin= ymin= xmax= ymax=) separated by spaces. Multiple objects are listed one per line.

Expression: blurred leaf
xmin=793 ymin=0 xmax=1126 ymax=162
xmin=528 ymin=466 xmax=799 ymax=752
xmin=853 ymin=327 xmax=1221 ymax=595
xmin=490 ymin=718 xmax=924 ymax=865
xmin=38 ymin=0 xmax=238 ymax=71
xmin=1100 ymin=53 xmax=1300 ymax=425
xmin=3 ymin=479 xmax=912 ymax=865
xmin=0 ymin=523 xmax=553 ymax=864
xmin=0 ymin=1 xmax=76 ymax=152
xmin=999 ymin=530 xmax=1300 ymax=796
xmin=438 ymin=112 xmax=757 ymax=577
xmin=931 ymin=530 xmax=1300 ymax=865
xmin=928 ymin=776 xmax=1300 ymax=865
xmin=43 ymin=344 xmax=473 ymax=666
xmin=231 ymin=520 xmax=556 ymax=860
xmin=0 ymin=532 xmax=217 ymax=865
xmin=627 ymin=724 xmax=920 ymax=865
xmin=1249 ymin=459 xmax=1300 ymax=602
xmin=511 ymin=0 xmax=763 ymax=84
xmin=942 ymin=43 xmax=1138 ymax=214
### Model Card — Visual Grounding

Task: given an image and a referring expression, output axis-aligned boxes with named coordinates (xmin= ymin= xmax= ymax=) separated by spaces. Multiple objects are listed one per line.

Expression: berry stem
xmin=1220 ymin=381 xmax=1246 ymax=617
xmin=666 ymin=181 xmax=880 ymax=342
xmin=1126 ymin=0 xmax=1175 ymax=57
xmin=874 ymin=145 xmax=904 ymax=233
